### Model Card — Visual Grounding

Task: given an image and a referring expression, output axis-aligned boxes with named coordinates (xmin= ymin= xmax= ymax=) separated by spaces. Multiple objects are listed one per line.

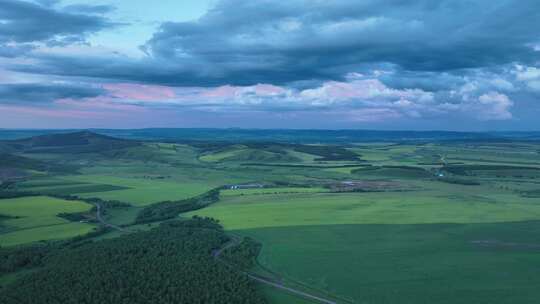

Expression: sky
xmin=0 ymin=0 xmax=539 ymax=130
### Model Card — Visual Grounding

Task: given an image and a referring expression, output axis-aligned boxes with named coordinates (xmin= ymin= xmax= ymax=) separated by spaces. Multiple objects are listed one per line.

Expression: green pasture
xmin=282 ymin=149 xmax=319 ymax=163
xmin=349 ymin=144 xmax=420 ymax=164
xmin=0 ymin=223 xmax=95 ymax=247
xmin=200 ymin=147 xmax=246 ymax=162
xmin=349 ymin=142 xmax=540 ymax=168
xmin=437 ymin=146 xmax=540 ymax=166
xmin=0 ymin=196 xmax=92 ymax=229
xmin=0 ymin=196 xmax=95 ymax=246
xmin=4 ymin=138 xmax=540 ymax=302
xmin=17 ymin=175 xmax=213 ymax=206
xmin=98 ymin=143 xmax=202 ymax=165
xmin=60 ymin=175 xmax=213 ymax=206
xmin=188 ymin=187 xmax=540 ymax=230
xmin=241 ymin=222 xmax=540 ymax=304
xmin=352 ymin=166 xmax=432 ymax=179
xmin=200 ymin=146 xmax=302 ymax=163
xmin=186 ymin=142 xmax=540 ymax=304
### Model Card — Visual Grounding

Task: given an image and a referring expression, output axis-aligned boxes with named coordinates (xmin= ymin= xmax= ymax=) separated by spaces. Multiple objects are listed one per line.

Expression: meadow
xmin=185 ymin=141 xmax=540 ymax=303
xmin=1 ymin=131 xmax=540 ymax=303
xmin=0 ymin=196 xmax=95 ymax=246
xmin=241 ymin=222 xmax=540 ymax=304
xmin=189 ymin=187 xmax=540 ymax=229
xmin=190 ymin=182 xmax=540 ymax=303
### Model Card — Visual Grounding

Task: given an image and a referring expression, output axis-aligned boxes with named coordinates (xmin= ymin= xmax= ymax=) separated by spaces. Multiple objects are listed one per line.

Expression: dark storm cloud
xmin=0 ymin=83 xmax=104 ymax=104
xmin=142 ymin=0 xmax=540 ymax=81
xmin=0 ymin=0 xmax=118 ymax=48
xmin=8 ymin=0 xmax=540 ymax=87
xmin=11 ymin=53 xmax=328 ymax=87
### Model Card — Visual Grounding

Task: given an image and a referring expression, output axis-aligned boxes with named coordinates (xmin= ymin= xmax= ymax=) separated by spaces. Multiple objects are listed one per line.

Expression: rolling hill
xmin=0 ymin=131 xmax=140 ymax=154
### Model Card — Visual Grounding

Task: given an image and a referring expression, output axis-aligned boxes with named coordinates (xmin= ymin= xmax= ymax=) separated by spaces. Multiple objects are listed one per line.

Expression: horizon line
xmin=1 ymin=127 xmax=539 ymax=133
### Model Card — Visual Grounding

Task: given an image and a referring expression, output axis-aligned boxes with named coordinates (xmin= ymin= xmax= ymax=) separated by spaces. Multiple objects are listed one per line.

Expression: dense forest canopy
xmin=0 ymin=217 xmax=267 ymax=304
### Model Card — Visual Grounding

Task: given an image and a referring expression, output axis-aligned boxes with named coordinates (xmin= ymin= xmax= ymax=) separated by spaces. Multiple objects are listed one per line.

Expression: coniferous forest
xmin=0 ymin=217 xmax=267 ymax=304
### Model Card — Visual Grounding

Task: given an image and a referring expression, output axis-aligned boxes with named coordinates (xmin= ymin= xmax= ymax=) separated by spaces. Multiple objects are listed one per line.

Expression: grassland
xmin=185 ymin=140 xmax=540 ymax=303
xmin=190 ymin=184 xmax=540 ymax=303
xmin=241 ymin=222 xmax=540 ymax=304
xmin=259 ymin=286 xmax=316 ymax=304
xmin=198 ymin=144 xmax=306 ymax=163
xmin=2 ymin=132 xmax=540 ymax=303
xmin=72 ymin=175 xmax=212 ymax=206
xmin=188 ymin=188 xmax=540 ymax=230
xmin=0 ymin=196 xmax=95 ymax=246
xmin=19 ymin=175 xmax=214 ymax=207
xmin=322 ymin=166 xmax=368 ymax=174
xmin=199 ymin=145 xmax=248 ymax=162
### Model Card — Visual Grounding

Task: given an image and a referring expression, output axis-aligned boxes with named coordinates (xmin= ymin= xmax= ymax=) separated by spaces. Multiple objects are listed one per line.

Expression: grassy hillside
xmin=0 ymin=131 xmax=139 ymax=154
xmin=0 ymin=196 xmax=95 ymax=246
xmin=188 ymin=188 xmax=540 ymax=228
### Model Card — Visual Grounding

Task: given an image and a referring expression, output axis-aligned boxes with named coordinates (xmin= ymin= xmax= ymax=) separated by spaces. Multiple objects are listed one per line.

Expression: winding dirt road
xmin=214 ymin=237 xmax=342 ymax=304
xmin=94 ymin=205 xmax=340 ymax=303
xmin=93 ymin=203 xmax=129 ymax=232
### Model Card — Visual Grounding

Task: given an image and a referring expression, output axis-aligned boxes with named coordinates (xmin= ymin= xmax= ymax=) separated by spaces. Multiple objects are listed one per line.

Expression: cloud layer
xmin=0 ymin=0 xmax=118 ymax=52
xmin=0 ymin=0 xmax=539 ymax=129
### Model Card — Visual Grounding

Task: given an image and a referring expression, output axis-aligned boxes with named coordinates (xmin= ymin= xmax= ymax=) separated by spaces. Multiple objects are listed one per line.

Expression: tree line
xmin=135 ymin=189 xmax=220 ymax=224
xmin=0 ymin=217 xmax=267 ymax=304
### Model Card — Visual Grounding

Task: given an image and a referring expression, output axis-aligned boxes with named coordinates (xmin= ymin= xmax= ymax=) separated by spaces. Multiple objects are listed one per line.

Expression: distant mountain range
xmin=0 ymin=131 xmax=139 ymax=154
xmin=0 ymin=128 xmax=539 ymax=143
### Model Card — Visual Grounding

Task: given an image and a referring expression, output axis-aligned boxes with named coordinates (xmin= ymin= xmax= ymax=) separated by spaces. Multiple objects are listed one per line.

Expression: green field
xmin=259 ymin=286 xmax=316 ymax=304
xmin=199 ymin=146 xmax=247 ymax=162
xmin=0 ymin=196 xmax=95 ymax=246
xmin=189 ymin=189 xmax=540 ymax=229
xmin=241 ymin=222 xmax=540 ymax=304
xmin=187 ymin=150 xmax=540 ymax=304
xmin=189 ymin=187 xmax=540 ymax=303
xmin=3 ymin=132 xmax=540 ymax=303
xmin=198 ymin=146 xmax=322 ymax=164
xmin=21 ymin=175 xmax=214 ymax=207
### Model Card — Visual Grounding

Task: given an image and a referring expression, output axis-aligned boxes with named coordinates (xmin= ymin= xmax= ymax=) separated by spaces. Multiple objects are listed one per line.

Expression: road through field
xmin=94 ymin=203 xmax=129 ymax=232
xmin=214 ymin=236 xmax=341 ymax=304
xmin=95 ymin=203 xmax=339 ymax=303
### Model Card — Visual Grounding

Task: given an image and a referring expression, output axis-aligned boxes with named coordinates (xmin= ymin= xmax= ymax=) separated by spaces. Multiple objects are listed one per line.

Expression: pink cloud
xmin=0 ymin=72 xmax=10 ymax=82
xmin=103 ymin=83 xmax=176 ymax=101
xmin=251 ymin=84 xmax=287 ymax=96
xmin=201 ymin=85 xmax=241 ymax=98
xmin=0 ymin=103 xmax=155 ymax=129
